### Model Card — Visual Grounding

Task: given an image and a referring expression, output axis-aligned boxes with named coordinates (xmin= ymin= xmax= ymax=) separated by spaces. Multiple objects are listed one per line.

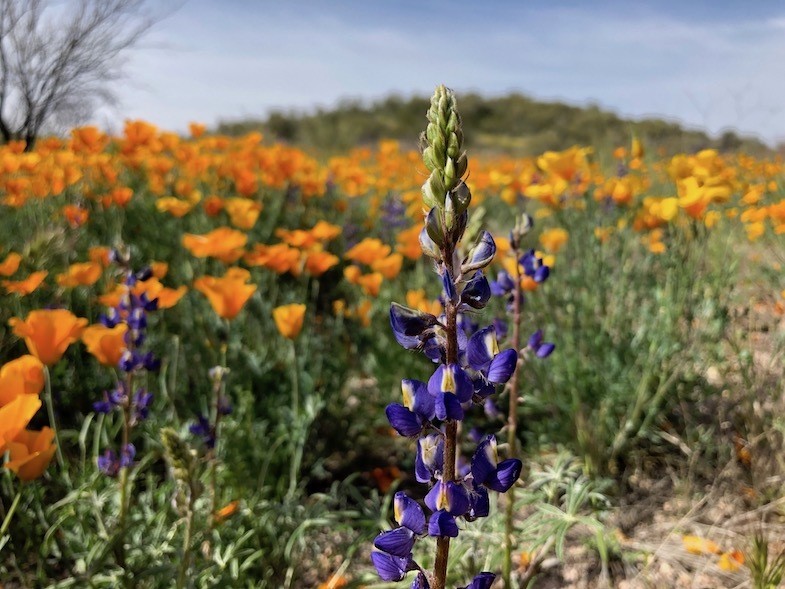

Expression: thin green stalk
xmin=0 ymin=486 xmax=23 ymax=540
xmin=210 ymin=341 xmax=228 ymax=528
xmin=289 ymin=338 xmax=300 ymax=417
xmin=43 ymin=366 xmax=70 ymax=485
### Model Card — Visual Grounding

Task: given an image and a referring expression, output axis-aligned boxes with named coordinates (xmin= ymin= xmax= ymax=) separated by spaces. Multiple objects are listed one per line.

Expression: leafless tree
xmin=0 ymin=0 xmax=163 ymax=150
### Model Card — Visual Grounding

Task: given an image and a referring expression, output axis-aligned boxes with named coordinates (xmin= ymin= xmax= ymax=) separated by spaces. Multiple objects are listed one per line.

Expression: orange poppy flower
xmin=189 ymin=122 xmax=206 ymax=138
xmin=151 ymin=262 xmax=168 ymax=279
xmin=356 ymin=272 xmax=384 ymax=297
xmin=225 ymin=197 xmax=262 ymax=230
xmin=88 ymin=246 xmax=112 ymax=267
xmin=132 ymin=277 xmax=187 ymax=309
xmin=0 ymin=252 xmax=21 ymax=276
xmin=244 ymin=244 xmax=301 ymax=274
xmin=275 ymin=228 xmax=316 ymax=249
xmin=370 ymin=253 xmax=403 ymax=280
xmin=344 ymin=238 xmax=391 ymax=265
xmin=62 ymin=204 xmax=89 ymax=228
xmin=5 ymin=427 xmax=57 ymax=481
xmin=396 ymin=225 xmax=422 ymax=260
xmin=0 ymin=395 xmax=42 ymax=453
xmin=71 ymin=126 xmax=108 ymax=154
xmin=214 ymin=500 xmax=239 ymax=523
xmin=194 ymin=268 xmax=256 ymax=320
xmin=539 ymin=228 xmax=569 ymax=253
xmin=272 ymin=304 xmax=306 ymax=339
xmin=203 ymin=195 xmax=224 ymax=216
xmin=56 ymin=262 xmax=103 ymax=288
xmin=110 ymin=187 xmax=133 ymax=208
xmin=304 ymin=250 xmax=340 ymax=276
xmin=81 ymin=323 xmax=128 ymax=367
xmin=9 ymin=309 xmax=88 ymax=366
xmin=156 ymin=197 xmax=194 ymax=217
xmin=0 ymin=355 xmax=45 ymax=405
xmin=182 ymin=227 xmax=247 ymax=263
xmin=318 ymin=575 xmax=348 ymax=589
xmin=98 ymin=283 xmax=125 ymax=308
xmin=310 ymin=221 xmax=342 ymax=242
xmin=343 ymin=265 xmax=361 ymax=284
xmin=3 ymin=270 xmax=48 ymax=295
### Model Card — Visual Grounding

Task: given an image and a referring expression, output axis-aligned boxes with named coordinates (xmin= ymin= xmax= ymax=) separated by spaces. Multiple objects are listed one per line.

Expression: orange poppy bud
xmin=272 ymin=304 xmax=306 ymax=339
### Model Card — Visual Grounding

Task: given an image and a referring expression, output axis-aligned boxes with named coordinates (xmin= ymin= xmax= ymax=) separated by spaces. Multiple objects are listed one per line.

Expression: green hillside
xmin=216 ymin=93 xmax=771 ymax=156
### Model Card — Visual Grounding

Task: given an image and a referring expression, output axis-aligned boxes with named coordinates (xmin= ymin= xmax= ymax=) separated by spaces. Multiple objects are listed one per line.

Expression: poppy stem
xmin=286 ymin=337 xmax=304 ymax=500
xmin=0 ymin=485 xmax=23 ymax=540
xmin=289 ymin=338 xmax=299 ymax=417
xmin=209 ymin=342 xmax=228 ymax=529
xmin=43 ymin=367 xmax=69 ymax=484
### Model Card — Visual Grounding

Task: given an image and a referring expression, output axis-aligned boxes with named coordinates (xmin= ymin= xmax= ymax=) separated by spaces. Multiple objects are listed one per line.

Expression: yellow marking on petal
xmin=484 ymin=331 xmax=499 ymax=356
xmin=441 ymin=367 xmax=456 ymax=394
xmin=401 ymin=382 xmax=415 ymax=410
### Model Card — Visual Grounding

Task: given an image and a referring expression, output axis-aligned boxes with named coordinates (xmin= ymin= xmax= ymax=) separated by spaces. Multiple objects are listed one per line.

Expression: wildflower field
xmin=2 ymin=86 xmax=785 ymax=588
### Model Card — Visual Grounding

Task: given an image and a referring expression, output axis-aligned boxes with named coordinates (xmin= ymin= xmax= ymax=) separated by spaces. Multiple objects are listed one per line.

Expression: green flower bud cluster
xmin=421 ymin=85 xmax=471 ymax=227
xmin=161 ymin=427 xmax=201 ymax=514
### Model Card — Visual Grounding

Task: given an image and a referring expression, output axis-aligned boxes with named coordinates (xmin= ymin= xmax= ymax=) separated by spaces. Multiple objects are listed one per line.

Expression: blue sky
xmin=100 ymin=0 xmax=785 ymax=145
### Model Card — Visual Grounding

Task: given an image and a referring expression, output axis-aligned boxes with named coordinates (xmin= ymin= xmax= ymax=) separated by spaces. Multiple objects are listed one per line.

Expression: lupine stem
xmin=503 ymin=245 xmax=523 ymax=588
xmin=434 ymin=267 xmax=459 ymax=589
xmin=116 ymin=371 xmax=133 ymax=574
xmin=0 ymin=486 xmax=22 ymax=540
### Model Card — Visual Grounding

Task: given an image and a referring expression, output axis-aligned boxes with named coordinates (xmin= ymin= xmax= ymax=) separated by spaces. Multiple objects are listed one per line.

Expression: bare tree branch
xmin=0 ymin=0 xmax=170 ymax=149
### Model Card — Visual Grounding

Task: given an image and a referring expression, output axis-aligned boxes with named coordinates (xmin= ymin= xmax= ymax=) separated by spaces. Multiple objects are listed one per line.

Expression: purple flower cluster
xmin=375 ymin=215 xmax=517 ymax=586
xmin=95 ymin=254 xmax=160 ymax=476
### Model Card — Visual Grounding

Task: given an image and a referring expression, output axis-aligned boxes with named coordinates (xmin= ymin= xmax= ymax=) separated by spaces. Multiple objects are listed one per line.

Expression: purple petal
xmin=528 ymin=329 xmax=543 ymax=349
xmin=467 ymin=486 xmax=489 ymax=519
xmin=460 ymin=572 xmax=496 ymax=589
xmin=405 ymin=379 xmax=435 ymax=421
xmin=487 ymin=348 xmax=518 ymax=384
xmin=386 ymin=404 xmax=423 ymax=437
xmin=424 ymin=481 xmax=470 ymax=516
xmin=485 ymin=458 xmax=522 ymax=493
xmin=536 ymin=342 xmax=556 ymax=358
xmin=394 ymin=492 xmax=426 ymax=535
xmin=441 ymin=269 xmax=458 ymax=304
xmin=463 ymin=231 xmax=496 ymax=273
xmin=373 ymin=527 xmax=416 ymax=558
xmin=415 ymin=435 xmax=444 ymax=483
xmin=434 ymin=392 xmax=464 ymax=421
xmin=461 ymin=271 xmax=491 ymax=310
xmin=428 ymin=510 xmax=459 ymax=537
xmin=371 ymin=551 xmax=409 ymax=582
xmin=471 ymin=436 xmax=497 ymax=486
xmin=466 ymin=326 xmax=496 ymax=372
xmin=411 ymin=571 xmax=430 ymax=589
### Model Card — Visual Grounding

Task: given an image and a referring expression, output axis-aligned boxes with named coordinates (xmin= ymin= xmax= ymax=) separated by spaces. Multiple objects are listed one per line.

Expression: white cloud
xmin=97 ymin=1 xmax=785 ymax=145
